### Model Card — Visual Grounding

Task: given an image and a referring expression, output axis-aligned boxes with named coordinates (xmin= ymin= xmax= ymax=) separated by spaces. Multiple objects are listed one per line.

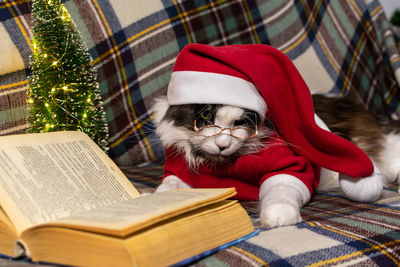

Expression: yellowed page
xmin=125 ymin=201 xmax=253 ymax=267
xmin=0 ymin=206 xmax=18 ymax=256
xmin=29 ymin=188 xmax=236 ymax=237
xmin=0 ymin=131 xmax=140 ymax=234
xmin=0 ymin=206 xmax=15 ymax=232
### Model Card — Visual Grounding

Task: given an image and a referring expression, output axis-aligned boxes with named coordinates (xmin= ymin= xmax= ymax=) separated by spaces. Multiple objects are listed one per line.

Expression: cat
xmin=151 ymin=93 xmax=400 ymax=228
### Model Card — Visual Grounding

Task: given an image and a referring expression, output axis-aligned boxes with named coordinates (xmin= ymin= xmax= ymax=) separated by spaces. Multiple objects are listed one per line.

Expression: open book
xmin=0 ymin=131 xmax=254 ymax=267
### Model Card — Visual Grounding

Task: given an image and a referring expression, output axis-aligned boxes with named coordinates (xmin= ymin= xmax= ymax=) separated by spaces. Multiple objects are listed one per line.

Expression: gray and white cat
xmin=152 ymin=93 xmax=400 ymax=228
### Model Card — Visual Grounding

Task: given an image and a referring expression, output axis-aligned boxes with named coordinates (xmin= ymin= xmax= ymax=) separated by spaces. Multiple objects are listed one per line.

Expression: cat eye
xmin=194 ymin=120 xmax=258 ymax=139
xmin=234 ymin=119 xmax=247 ymax=126
xmin=234 ymin=118 xmax=257 ymax=127
xmin=200 ymin=110 xmax=212 ymax=120
xmin=194 ymin=104 xmax=215 ymax=125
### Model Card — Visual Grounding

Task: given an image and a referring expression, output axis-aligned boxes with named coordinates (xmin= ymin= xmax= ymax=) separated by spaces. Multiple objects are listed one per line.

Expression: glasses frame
xmin=194 ymin=120 xmax=258 ymax=139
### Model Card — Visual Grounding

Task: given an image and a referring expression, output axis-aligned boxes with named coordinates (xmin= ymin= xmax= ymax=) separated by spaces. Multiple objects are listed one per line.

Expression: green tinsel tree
xmin=28 ymin=0 xmax=109 ymax=150
xmin=391 ymin=9 xmax=400 ymax=27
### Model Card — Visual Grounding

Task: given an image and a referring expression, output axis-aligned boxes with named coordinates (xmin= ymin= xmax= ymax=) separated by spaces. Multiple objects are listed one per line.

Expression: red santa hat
xmin=167 ymin=43 xmax=374 ymax=179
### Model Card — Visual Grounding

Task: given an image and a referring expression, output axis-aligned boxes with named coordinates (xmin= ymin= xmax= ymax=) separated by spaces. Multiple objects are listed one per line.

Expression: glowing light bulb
xmin=44 ymin=53 xmax=48 ymax=58
xmin=45 ymin=103 xmax=49 ymax=107
xmin=52 ymin=61 xmax=58 ymax=66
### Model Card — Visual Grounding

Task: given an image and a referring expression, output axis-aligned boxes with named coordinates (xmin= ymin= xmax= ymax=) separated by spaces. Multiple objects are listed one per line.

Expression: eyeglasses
xmin=194 ymin=120 xmax=258 ymax=139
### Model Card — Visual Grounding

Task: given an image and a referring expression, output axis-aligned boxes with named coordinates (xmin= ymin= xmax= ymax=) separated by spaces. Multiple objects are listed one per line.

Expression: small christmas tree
xmin=28 ymin=0 xmax=109 ymax=150
xmin=391 ymin=9 xmax=400 ymax=27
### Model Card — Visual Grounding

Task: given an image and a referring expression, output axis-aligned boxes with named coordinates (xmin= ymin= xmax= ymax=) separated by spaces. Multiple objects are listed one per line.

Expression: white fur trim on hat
xmin=167 ymin=71 xmax=268 ymax=118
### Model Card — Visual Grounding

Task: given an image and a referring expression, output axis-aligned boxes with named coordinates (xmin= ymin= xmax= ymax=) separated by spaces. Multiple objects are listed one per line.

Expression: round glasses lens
xmin=231 ymin=127 xmax=255 ymax=139
xmin=198 ymin=125 xmax=221 ymax=137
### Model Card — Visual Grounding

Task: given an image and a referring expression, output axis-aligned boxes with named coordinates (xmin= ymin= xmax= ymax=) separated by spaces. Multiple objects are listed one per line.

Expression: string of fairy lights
xmin=28 ymin=0 xmax=108 ymax=150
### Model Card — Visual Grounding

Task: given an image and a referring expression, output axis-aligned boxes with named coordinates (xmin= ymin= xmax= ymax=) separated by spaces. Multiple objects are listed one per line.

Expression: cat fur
xmin=152 ymin=94 xmax=400 ymax=227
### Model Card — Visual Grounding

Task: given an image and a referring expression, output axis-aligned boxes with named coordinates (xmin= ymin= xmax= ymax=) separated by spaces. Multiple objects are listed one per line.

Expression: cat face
xmin=152 ymin=96 xmax=269 ymax=168
xmin=193 ymin=104 xmax=259 ymax=160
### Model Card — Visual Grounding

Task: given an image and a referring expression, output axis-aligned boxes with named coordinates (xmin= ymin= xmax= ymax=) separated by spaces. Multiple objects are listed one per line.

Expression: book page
xmin=0 ymin=131 xmax=140 ymax=234
xmin=0 ymin=206 xmax=14 ymax=232
xmin=28 ymin=188 xmax=237 ymax=237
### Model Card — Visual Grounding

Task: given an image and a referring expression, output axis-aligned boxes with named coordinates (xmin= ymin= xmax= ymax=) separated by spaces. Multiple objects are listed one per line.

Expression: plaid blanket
xmin=121 ymin=167 xmax=400 ymax=266
xmin=1 ymin=0 xmax=400 ymax=167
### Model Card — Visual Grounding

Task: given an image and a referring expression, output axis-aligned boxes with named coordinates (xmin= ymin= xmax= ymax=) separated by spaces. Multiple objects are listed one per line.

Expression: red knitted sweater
xmin=162 ymin=133 xmax=318 ymax=200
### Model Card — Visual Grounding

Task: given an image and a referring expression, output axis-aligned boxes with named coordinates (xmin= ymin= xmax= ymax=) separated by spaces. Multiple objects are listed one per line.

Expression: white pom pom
xmin=339 ymin=167 xmax=383 ymax=202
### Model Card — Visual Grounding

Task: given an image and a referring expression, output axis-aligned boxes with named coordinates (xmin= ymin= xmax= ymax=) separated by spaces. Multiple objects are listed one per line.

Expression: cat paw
xmin=259 ymin=203 xmax=302 ymax=228
xmin=156 ymin=175 xmax=192 ymax=192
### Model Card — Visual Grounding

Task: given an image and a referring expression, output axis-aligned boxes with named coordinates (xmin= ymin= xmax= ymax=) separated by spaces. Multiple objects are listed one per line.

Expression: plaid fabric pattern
xmin=1 ymin=0 xmax=400 ymax=167
xmin=0 ymin=0 xmax=32 ymax=135
xmin=120 ymin=167 xmax=400 ymax=266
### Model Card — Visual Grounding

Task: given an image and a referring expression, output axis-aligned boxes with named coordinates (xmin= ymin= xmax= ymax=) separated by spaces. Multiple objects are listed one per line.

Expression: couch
xmin=1 ymin=0 xmax=400 ymax=265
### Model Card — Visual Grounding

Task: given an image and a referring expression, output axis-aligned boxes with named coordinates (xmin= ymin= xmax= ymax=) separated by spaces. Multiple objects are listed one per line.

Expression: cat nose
xmin=215 ymin=135 xmax=231 ymax=152
xmin=217 ymin=145 xmax=228 ymax=152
